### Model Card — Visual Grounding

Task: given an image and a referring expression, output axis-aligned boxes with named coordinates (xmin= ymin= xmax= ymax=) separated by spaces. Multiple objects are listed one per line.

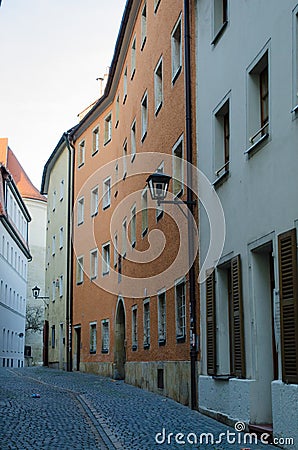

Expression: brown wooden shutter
xmin=278 ymin=229 xmax=298 ymax=384
xmin=206 ymin=270 xmax=216 ymax=375
xmin=231 ymin=255 xmax=246 ymax=378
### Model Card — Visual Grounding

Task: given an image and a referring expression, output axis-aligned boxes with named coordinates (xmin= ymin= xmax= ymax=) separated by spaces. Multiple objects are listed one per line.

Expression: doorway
xmin=59 ymin=323 xmax=64 ymax=369
xmin=74 ymin=327 xmax=81 ymax=371
xmin=114 ymin=298 xmax=126 ymax=379
xmin=251 ymin=241 xmax=277 ymax=423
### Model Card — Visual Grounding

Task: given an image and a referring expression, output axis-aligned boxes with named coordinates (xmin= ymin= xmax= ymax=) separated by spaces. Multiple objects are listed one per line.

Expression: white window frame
xmin=175 ymin=279 xmax=186 ymax=340
xmin=172 ymin=135 xmax=184 ymax=197
xmin=141 ymin=2 xmax=147 ymax=50
xmin=52 ymin=280 xmax=56 ymax=302
xmin=123 ymin=67 xmax=128 ymax=103
xmin=104 ymin=113 xmax=112 ymax=144
xmin=101 ymin=320 xmax=110 ymax=353
xmin=60 ymin=180 xmax=64 ymax=201
xmin=141 ymin=91 xmax=148 ymax=141
xmin=77 ymin=197 xmax=84 ymax=225
xmin=52 ymin=235 xmax=56 ymax=256
xmin=114 ymin=233 xmax=118 ymax=268
xmin=131 ymin=35 xmax=136 ymax=78
xmin=213 ymin=95 xmax=230 ymax=183
xmin=115 ymin=95 xmax=120 ymax=127
xmin=92 ymin=126 xmax=99 ymax=155
xmin=59 ymin=226 xmax=64 ymax=249
xmin=90 ymin=248 xmax=98 ymax=280
xmin=59 ymin=275 xmax=63 ymax=298
xmin=102 ymin=177 xmax=111 ymax=210
xmin=131 ymin=204 xmax=136 ymax=248
xmin=102 ymin=242 xmax=110 ymax=276
xmin=141 ymin=187 xmax=148 ymax=237
xmin=171 ymin=15 xmax=182 ymax=83
xmin=158 ymin=290 xmax=166 ymax=343
xmin=78 ymin=140 xmax=85 ymax=167
xmin=131 ymin=119 xmax=136 ymax=161
xmin=122 ymin=217 xmax=127 ymax=257
xmin=154 ymin=57 xmax=163 ymax=114
xmin=89 ymin=322 xmax=97 ymax=354
xmin=154 ymin=0 xmax=161 ymax=13
xmin=76 ymin=256 xmax=84 ymax=285
xmin=91 ymin=186 xmax=99 ymax=216
xmin=52 ymin=190 xmax=56 ymax=211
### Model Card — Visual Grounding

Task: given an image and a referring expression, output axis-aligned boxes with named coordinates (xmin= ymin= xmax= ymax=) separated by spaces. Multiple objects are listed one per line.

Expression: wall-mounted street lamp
xmin=32 ymin=285 xmax=49 ymax=306
xmin=146 ymin=170 xmax=198 ymax=410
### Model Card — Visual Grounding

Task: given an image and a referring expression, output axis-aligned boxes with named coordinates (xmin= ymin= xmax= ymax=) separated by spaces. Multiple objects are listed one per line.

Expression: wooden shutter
xmin=278 ymin=229 xmax=298 ymax=384
xmin=206 ymin=270 xmax=216 ymax=375
xmin=231 ymin=255 xmax=246 ymax=378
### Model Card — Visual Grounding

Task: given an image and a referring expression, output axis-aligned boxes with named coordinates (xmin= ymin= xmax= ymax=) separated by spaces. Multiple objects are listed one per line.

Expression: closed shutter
xmin=231 ymin=255 xmax=246 ymax=378
xmin=206 ymin=270 xmax=216 ymax=375
xmin=278 ymin=229 xmax=298 ymax=384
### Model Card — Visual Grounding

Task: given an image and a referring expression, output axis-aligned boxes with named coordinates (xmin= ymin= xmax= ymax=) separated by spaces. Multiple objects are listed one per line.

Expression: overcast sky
xmin=0 ymin=0 xmax=126 ymax=189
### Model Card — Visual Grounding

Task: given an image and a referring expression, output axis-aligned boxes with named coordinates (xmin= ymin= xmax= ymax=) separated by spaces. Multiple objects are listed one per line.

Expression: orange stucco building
xmin=71 ymin=0 xmax=198 ymax=407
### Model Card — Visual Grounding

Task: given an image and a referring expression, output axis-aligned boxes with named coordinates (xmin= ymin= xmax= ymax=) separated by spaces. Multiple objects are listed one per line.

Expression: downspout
xmin=63 ymin=131 xmax=75 ymax=372
xmin=184 ymin=0 xmax=198 ymax=409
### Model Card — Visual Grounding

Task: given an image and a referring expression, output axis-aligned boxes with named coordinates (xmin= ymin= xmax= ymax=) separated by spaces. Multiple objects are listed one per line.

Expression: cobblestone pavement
xmin=0 ymin=367 xmax=278 ymax=450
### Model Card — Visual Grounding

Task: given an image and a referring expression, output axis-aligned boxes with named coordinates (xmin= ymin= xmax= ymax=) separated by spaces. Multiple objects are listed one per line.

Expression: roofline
xmin=41 ymin=125 xmax=77 ymax=194
xmin=72 ymin=0 xmax=137 ymax=141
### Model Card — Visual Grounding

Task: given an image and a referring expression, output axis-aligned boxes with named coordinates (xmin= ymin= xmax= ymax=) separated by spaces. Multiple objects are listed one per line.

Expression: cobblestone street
xmin=0 ymin=367 xmax=280 ymax=450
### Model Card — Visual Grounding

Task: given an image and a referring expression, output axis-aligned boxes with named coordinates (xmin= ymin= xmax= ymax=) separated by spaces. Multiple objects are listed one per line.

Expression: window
xmin=278 ymin=229 xmax=298 ymax=384
xmin=123 ymin=67 xmax=128 ymax=103
xmin=60 ymin=180 xmax=64 ymax=201
xmin=154 ymin=0 xmax=161 ymax=13
xmin=141 ymin=188 xmax=148 ymax=236
xmin=206 ymin=256 xmax=245 ymax=377
xmin=122 ymin=140 xmax=127 ymax=179
xmin=78 ymin=140 xmax=85 ymax=167
xmin=131 ymin=36 xmax=136 ymax=78
xmin=213 ymin=98 xmax=230 ymax=183
xmin=90 ymin=249 xmax=98 ymax=280
xmin=59 ymin=275 xmax=63 ymax=297
xmin=89 ymin=323 xmax=97 ymax=354
xmin=141 ymin=92 xmax=148 ymax=141
xmin=158 ymin=291 xmax=166 ymax=344
xmin=52 ymin=280 xmax=56 ymax=301
xmin=122 ymin=218 xmax=127 ymax=257
xmin=102 ymin=242 xmax=110 ymax=275
xmin=212 ymin=0 xmax=228 ymax=44
xmin=103 ymin=177 xmax=111 ymax=210
xmin=101 ymin=320 xmax=110 ymax=353
xmin=51 ymin=325 xmax=55 ymax=348
xmin=154 ymin=58 xmax=163 ymax=114
xmin=132 ymin=306 xmax=138 ymax=350
xmin=171 ymin=15 xmax=182 ymax=83
xmin=246 ymin=49 xmax=269 ymax=154
xmin=59 ymin=227 xmax=64 ymax=249
xmin=130 ymin=205 xmax=136 ymax=248
xmin=52 ymin=191 xmax=56 ymax=211
xmin=131 ymin=119 xmax=136 ymax=160
xmin=114 ymin=233 xmax=118 ymax=267
xmin=92 ymin=126 xmax=99 ymax=155
xmin=77 ymin=197 xmax=84 ymax=225
xmin=172 ymin=135 xmax=184 ymax=196
xmin=143 ymin=299 xmax=150 ymax=348
xmin=141 ymin=2 xmax=147 ymax=50
xmin=76 ymin=256 xmax=84 ymax=285
xmin=91 ymin=186 xmax=99 ymax=216
xmin=104 ymin=113 xmax=112 ymax=144
xmin=52 ymin=235 xmax=56 ymax=256
xmin=115 ymin=95 xmax=120 ymax=127
xmin=175 ymin=280 xmax=186 ymax=341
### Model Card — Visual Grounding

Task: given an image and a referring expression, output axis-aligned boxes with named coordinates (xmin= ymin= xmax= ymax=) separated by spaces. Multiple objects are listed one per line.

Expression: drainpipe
xmin=63 ymin=131 xmax=75 ymax=372
xmin=184 ymin=0 xmax=198 ymax=410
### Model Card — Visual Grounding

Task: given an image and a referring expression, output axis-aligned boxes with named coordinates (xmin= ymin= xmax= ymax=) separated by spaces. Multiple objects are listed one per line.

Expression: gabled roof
xmin=0 ymin=138 xmax=46 ymax=202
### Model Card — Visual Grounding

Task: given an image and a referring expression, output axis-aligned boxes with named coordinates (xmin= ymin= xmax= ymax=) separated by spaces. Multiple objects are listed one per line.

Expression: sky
xmin=0 ymin=0 xmax=127 ymax=189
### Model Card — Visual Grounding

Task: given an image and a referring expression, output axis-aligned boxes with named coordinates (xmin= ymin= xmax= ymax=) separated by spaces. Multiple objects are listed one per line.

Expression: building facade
xmin=71 ymin=0 xmax=198 ymax=406
xmin=41 ymin=133 xmax=74 ymax=370
xmin=196 ymin=0 xmax=298 ymax=446
xmin=0 ymin=141 xmax=47 ymax=365
xmin=0 ymin=153 xmax=31 ymax=368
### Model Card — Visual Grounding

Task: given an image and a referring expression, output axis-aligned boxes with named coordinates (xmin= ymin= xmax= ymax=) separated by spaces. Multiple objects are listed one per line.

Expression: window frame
xmin=211 ymin=0 xmax=228 ymax=45
xmin=213 ymin=95 xmax=230 ymax=186
xmin=89 ymin=322 xmax=97 ymax=354
xmin=76 ymin=256 xmax=84 ymax=285
xmin=102 ymin=177 xmax=111 ymax=210
xmin=131 ymin=35 xmax=136 ymax=79
xmin=78 ymin=140 xmax=85 ymax=167
xmin=104 ymin=113 xmax=112 ymax=145
xmin=92 ymin=126 xmax=99 ymax=156
xmin=141 ymin=91 xmax=148 ymax=142
xmin=141 ymin=2 xmax=147 ymax=50
xmin=141 ymin=187 xmax=148 ymax=237
xmin=90 ymin=248 xmax=98 ymax=280
xmin=158 ymin=290 xmax=166 ymax=345
xmin=91 ymin=186 xmax=99 ymax=217
xmin=130 ymin=204 xmax=137 ymax=248
xmin=172 ymin=135 xmax=184 ymax=197
xmin=77 ymin=196 xmax=84 ymax=225
xmin=102 ymin=242 xmax=110 ymax=276
xmin=143 ymin=298 xmax=150 ymax=349
xmin=132 ymin=305 xmax=138 ymax=350
xmin=171 ymin=14 xmax=182 ymax=84
xmin=154 ymin=57 xmax=163 ymax=115
xmin=175 ymin=279 xmax=186 ymax=342
xmin=101 ymin=320 xmax=110 ymax=354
